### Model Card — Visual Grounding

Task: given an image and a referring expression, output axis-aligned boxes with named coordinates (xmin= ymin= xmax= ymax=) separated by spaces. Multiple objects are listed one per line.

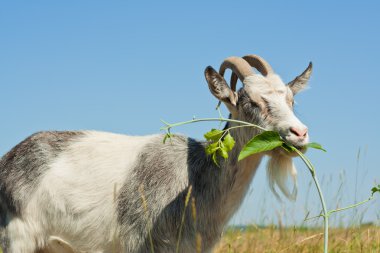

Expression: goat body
xmin=0 ymin=129 xmax=261 ymax=253
xmin=0 ymin=55 xmax=312 ymax=252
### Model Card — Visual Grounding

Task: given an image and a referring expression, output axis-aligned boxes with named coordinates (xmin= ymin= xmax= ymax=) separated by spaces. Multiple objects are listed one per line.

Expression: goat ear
xmin=287 ymin=62 xmax=312 ymax=95
xmin=204 ymin=66 xmax=238 ymax=107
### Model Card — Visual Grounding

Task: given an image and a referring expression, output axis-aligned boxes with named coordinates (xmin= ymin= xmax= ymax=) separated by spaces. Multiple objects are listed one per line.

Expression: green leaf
xmin=205 ymin=142 xmax=219 ymax=155
xmin=371 ymin=184 xmax=380 ymax=196
xmin=212 ymin=152 xmax=219 ymax=167
xmin=222 ymin=132 xmax=235 ymax=152
xmin=204 ymin=129 xmax=224 ymax=142
xmin=306 ymin=142 xmax=327 ymax=152
xmin=218 ymin=148 xmax=229 ymax=159
xmin=238 ymin=131 xmax=283 ymax=161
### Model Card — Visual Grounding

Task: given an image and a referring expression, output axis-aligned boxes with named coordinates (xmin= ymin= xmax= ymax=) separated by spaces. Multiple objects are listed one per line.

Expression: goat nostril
xmin=290 ymin=127 xmax=308 ymax=138
xmin=290 ymin=127 xmax=299 ymax=136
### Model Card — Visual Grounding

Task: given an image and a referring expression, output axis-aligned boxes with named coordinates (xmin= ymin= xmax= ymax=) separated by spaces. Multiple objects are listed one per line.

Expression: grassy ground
xmin=0 ymin=226 xmax=378 ymax=252
xmin=214 ymin=225 xmax=380 ymax=253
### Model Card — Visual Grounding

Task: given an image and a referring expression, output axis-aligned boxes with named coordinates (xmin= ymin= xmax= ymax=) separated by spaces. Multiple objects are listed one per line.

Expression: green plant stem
xmin=294 ymin=149 xmax=329 ymax=253
xmin=329 ymin=196 xmax=373 ymax=215
xmin=218 ymin=125 xmax=255 ymax=141
xmin=161 ymin=117 xmax=267 ymax=132
xmin=306 ymin=196 xmax=374 ymax=221
xmin=314 ymin=172 xmax=329 ymax=253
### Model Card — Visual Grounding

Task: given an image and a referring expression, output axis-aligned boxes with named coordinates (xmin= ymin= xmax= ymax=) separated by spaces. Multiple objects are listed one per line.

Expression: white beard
xmin=267 ymin=153 xmax=298 ymax=201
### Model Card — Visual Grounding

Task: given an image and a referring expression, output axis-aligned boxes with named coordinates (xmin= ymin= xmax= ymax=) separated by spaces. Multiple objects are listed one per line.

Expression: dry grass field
xmin=214 ymin=225 xmax=380 ymax=253
xmin=0 ymin=225 xmax=379 ymax=252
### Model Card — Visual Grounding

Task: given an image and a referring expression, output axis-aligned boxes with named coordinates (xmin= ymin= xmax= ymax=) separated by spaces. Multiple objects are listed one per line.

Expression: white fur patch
xmin=20 ymin=131 xmax=158 ymax=252
xmin=243 ymin=74 xmax=286 ymax=94
xmin=266 ymin=154 xmax=298 ymax=201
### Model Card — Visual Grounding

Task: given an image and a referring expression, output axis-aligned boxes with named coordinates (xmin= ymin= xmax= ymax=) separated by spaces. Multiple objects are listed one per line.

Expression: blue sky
xmin=0 ymin=1 xmax=379 ymax=226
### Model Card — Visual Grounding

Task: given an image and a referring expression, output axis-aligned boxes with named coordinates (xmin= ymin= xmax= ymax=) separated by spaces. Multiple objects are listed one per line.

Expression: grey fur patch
xmin=238 ymin=89 xmax=264 ymax=124
xmin=0 ymin=201 xmax=6 ymax=227
xmin=0 ymin=131 xmax=84 ymax=215
xmin=117 ymin=135 xmax=225 ymax=252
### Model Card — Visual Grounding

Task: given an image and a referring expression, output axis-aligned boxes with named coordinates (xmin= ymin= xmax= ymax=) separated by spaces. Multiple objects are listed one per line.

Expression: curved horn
xmin=230 ymin=55 xmax=274 ymax=90
xmin=219 ymin=56 xmax=254 ymax=92
xmin=242 ymin=55 xmax=274 ymax=76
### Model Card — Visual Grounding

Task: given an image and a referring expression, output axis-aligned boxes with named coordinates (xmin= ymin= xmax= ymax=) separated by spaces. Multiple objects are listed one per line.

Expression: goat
xmin=0 ymin=55 xmax=312 ymax=253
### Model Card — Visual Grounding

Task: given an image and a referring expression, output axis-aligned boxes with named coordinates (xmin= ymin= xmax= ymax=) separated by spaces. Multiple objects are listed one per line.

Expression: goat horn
xmin=230 ymin=55 xmax=274 ymax=91
xmin=219 ymin=56 xmax=254 ymax=92
xmin=242 ymin=55 xmax=274 ymax=76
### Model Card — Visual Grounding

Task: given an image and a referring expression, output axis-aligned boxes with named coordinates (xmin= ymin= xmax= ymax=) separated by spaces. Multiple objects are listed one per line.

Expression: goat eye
xmin=250 ymin=101 xmax=260 ymax=109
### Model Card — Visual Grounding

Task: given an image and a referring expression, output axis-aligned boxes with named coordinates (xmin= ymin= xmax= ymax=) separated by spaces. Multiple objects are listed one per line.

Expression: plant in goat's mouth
xmin=203 ymin=127 xmax=324 ymax=163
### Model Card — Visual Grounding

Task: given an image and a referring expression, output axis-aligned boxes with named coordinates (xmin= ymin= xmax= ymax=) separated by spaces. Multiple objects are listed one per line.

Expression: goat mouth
xmin=282 ymin=141 xmax=308 ymax=153
xmin=281 ymin=137 xmax=307 ymax=150
xmin=296 ymin=146 xmax=308 ymax=154
xmin=290 ymin=144 xmax=308 ymax=154
xmin=277 ymin=144 xmax=307 ymax=158
xmin=293 ymin=144 xmax=306 ymax=149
